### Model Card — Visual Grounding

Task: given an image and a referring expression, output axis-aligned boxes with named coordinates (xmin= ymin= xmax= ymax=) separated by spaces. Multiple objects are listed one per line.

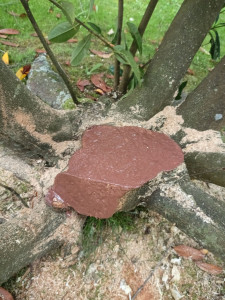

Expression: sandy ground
xmin=4 ymin=207 xmax=224 ymax=300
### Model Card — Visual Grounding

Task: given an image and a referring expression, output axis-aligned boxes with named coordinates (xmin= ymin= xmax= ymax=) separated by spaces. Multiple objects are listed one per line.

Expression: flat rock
xmin=46 ymin=125 xmax=184 ymax=218
xmin=27 ymin=54 xmax=71 ymax=109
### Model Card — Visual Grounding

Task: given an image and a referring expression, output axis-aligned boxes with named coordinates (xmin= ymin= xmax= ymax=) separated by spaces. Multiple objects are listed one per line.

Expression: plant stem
xmin=20 ymin=0 xmax=79 ymax=105
xmin=119 ymin=0 xmax=159 ymax=93
xmin=114 ymin=0 xmax=124 ymax=90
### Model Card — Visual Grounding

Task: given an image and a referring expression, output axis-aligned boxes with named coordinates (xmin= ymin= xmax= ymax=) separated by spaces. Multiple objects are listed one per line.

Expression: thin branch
xmin=20 ymin=0 xmax=79 ymax=105
xmin=131 ymin=244 xmax=171 ymax=300
xmin=114 ymin=0 xmax=124 ymax=90
xmin=119 ymin=0 xmax=159 ymax=93
xmin=48 ymin=0 xmax=114 ymax=50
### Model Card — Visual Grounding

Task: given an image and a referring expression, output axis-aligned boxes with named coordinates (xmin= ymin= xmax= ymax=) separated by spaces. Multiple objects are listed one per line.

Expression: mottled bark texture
xmin=146 ymin=181 xmax=225 ymax=261
xmin=0 ymin=60 xmax=80 ymax=161
xmin=117 ymin=0 xmax=225 ymax=120
xmin=177 ymin=55 xmax=225 ymax=131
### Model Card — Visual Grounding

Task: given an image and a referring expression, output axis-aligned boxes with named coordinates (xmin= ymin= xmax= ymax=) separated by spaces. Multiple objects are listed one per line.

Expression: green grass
xmin=81 ymin=211 xmax=137 ymax=258
xmin=1 ymin=0 xmax=225 ymax=93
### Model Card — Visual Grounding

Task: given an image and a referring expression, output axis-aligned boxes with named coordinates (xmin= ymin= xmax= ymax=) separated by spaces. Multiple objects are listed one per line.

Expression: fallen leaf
xmin=19 ymin=13 xmax=27 ymax=18
xmin=174 ymin=245 xmax=205 ymax=261
xmin=67 ymin=38 xmax=78 ymax=43
xmin=134 ymin=56 xmax=139 ymax=62
xmin=2 ymin=51 xmax=9 ymax=65
xmin=0 ymin=34 xmax=8 ymax=38
xmin=16 ymin=64 xmax=31 ymax=80
xmin=56 ymin=13 xmax=61 ymax=19
xmin=91 ymin=73 xmax=112 ymax=93
xmin=65 ymin=60 xmax=71 ymax=66
xmin=90 ymin=49 xmax=112 ymax=58
xmin=35 ymin=49 xmax=46 ymax=54
xmin=95 ymin=88 xmax=104 ymax=95
xmin=187 ymin=68 xmax=195 ymax=75
xmin=200 ymin=249 xmax=208 ymax=255
xmin=30 ymin=32 xmax=38 ymax=37
xmin=0 ymin=28 xmax=20 ymax=35
xmin=196 ymin=261 xmax=223 ymax=275
xmin=0 ymin=40 xmax=19 ymax=47
xmin=85 ymin=94 xmax=96 ymax=101
xmin=106 ymin=73 xmax=114 ymax=79
xmin=76 ymin=79 xmax=91 ymax=92
xmin=93 ymin=4 xmax=96 ymax=11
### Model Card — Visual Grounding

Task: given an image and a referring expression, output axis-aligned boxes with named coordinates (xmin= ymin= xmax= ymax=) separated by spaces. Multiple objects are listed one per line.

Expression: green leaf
xmin=48 ymin=22 xmax=78 ymax=43
xmin=87 ymin=22 xmax=102 ymax=34
xmin=175 ymin=81 xmax=187 ymax=100
xmin=127 ymin=22 xmax=142 ymax=54
xmin=111 ymin=29 xmax=118 ymax=45
xmin=114 ymin=45 xmax=141 ymax=84
xmin=60 ymin=1 xmax=75 ymax=24
xmin=209 ymin=30 xmax=220 ymax=60
xmin=71 ymin=34 xmax=92 ymax=66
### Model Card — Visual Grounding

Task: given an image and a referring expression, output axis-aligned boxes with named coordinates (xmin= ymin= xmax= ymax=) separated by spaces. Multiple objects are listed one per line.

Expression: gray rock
xmin=27 ymin=54 xmax=71 ymax=109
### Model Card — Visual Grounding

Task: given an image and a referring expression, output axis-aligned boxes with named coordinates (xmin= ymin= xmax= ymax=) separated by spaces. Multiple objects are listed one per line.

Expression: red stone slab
xmin=46 ymin=125 xmax=184 ymax=218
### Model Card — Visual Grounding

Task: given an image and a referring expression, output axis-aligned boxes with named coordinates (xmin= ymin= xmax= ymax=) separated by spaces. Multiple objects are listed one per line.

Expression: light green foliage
xmin=62 ymin=98 xmax=76 ymax=109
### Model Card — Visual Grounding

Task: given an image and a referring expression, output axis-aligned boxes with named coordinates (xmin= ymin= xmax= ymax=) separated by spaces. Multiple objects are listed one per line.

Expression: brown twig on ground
xmin=20 ymin=0 xmax=79 ymax=105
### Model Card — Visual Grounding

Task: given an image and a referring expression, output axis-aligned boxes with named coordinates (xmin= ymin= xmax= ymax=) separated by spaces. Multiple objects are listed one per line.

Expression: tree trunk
xmin=117 ymin=0 xmax=224 ymax=120
xmin=177 ymin=55 xmax=225 ymax=131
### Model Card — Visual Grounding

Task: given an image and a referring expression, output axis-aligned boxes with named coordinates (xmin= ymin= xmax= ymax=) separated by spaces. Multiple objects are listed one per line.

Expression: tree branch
xmin=117 ymin=0 xmax=225 ymax=120
xmin=114 ymin=0 xmax=124 ymax=90
xmin=119 ymin=0 xmax=159 ymax=93
xmin=20 ymin=0 xmax=79 ymax=105
xmin=177 ymin=55 xmax=225 ymax=131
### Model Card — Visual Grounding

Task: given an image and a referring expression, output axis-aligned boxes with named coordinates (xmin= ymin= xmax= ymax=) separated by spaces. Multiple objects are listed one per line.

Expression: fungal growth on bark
xmin=46 ymin=125 xmax=184 ymax=218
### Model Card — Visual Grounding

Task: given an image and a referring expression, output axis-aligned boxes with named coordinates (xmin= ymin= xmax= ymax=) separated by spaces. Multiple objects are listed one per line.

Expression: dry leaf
xmin=196 ymin=261 xmax=223 ymax=275
xmin=76 ymin=79 xmax=91 ymax=92
xmin=16 ymin=64 xmax=31 ymax=80
xmin=0 ymin=34 xmax=8 ymax=38
xmin=90 ymin=49 xmax=112 ymax=59
xmin=95 ymin=88 xmax=104 ymax=95
xmin=2 ymin=51 xmax=9 ymax=65
xmin=67 ymin=38 xmax=78 ymax=43
xmin=0 ymin=28 xmax=20 ymax=35
xmin=0 ymin=40 xmax=19 ymax=47
xmin=106 ymin=74 xmax=114 ymax=79
xmin=31 ymin=32 xmax=38 ymax=37
xmin=91 ymin=73 xmax=112 ymax=93
xmin=8 ymin=11 xmax=26 ymax=18
xmin=35 ymin=49 xmax=46 ymax=54
xmin=187 ymin=68 xmax=195 ymax=75
xmin=174 ymin=245 xmax=205 ymax=261
xmin=85 ymin=94 xmax=96 ymax=101
xmin=56 ymin=13 xmax=61 ymax=19
xmin=65 ymin=60 xmax=71 ymax=66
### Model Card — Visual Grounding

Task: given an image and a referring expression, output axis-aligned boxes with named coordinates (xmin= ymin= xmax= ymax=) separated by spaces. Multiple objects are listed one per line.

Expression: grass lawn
xmin=1 ymin=0 xmax=225 ymax=95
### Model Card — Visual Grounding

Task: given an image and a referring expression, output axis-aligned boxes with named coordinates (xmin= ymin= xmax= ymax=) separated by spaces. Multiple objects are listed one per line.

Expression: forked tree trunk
xmin=0 ymin=0 xmax=225 ymax=285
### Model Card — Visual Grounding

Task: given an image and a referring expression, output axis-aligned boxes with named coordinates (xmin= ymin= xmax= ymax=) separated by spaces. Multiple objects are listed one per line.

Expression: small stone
xmin=215 ymin=114 xmax=223 ymax=121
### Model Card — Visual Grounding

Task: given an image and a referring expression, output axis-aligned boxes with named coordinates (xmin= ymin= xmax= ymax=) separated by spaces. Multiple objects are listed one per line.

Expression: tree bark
xmin=177 ymin=55 xmax=225 ymax=131
xmin=117 ymin=0 xmax=225 ymax=120
xmin=0 ymin=60 xmax=83 ymax=161
xmin=146 ymin=181 xmax=225 ymax=262
xmin=114 ymin=0 xmax=123 ymax=90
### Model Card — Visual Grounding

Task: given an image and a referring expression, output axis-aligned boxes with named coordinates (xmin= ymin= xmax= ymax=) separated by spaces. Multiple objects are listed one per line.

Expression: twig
xmin=20 ymin=0 xmax=79 ymax=105
xmin=48 ymin=0 xmax=114 ymax=50
xmin=114 ymin=0 xmax=124 ymax=90
xmin=131 ymin=245 xmax=171 ymax=300
xmin=0 ymin=182 xmax=29 ymax=208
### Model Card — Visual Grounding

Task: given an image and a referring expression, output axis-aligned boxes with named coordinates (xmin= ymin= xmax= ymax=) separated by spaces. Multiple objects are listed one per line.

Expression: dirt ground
xmin=3 ymin=205 xmax=224 ymax=300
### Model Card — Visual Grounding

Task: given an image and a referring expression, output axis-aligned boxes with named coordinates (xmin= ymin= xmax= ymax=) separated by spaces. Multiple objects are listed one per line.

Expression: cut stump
xmin=46 ymin=125 xmax=184 ymax=218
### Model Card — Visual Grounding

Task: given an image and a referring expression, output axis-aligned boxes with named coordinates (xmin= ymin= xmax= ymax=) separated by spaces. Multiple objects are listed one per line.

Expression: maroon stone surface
xmin=46 ymin=125 xmax=184 ymax=218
